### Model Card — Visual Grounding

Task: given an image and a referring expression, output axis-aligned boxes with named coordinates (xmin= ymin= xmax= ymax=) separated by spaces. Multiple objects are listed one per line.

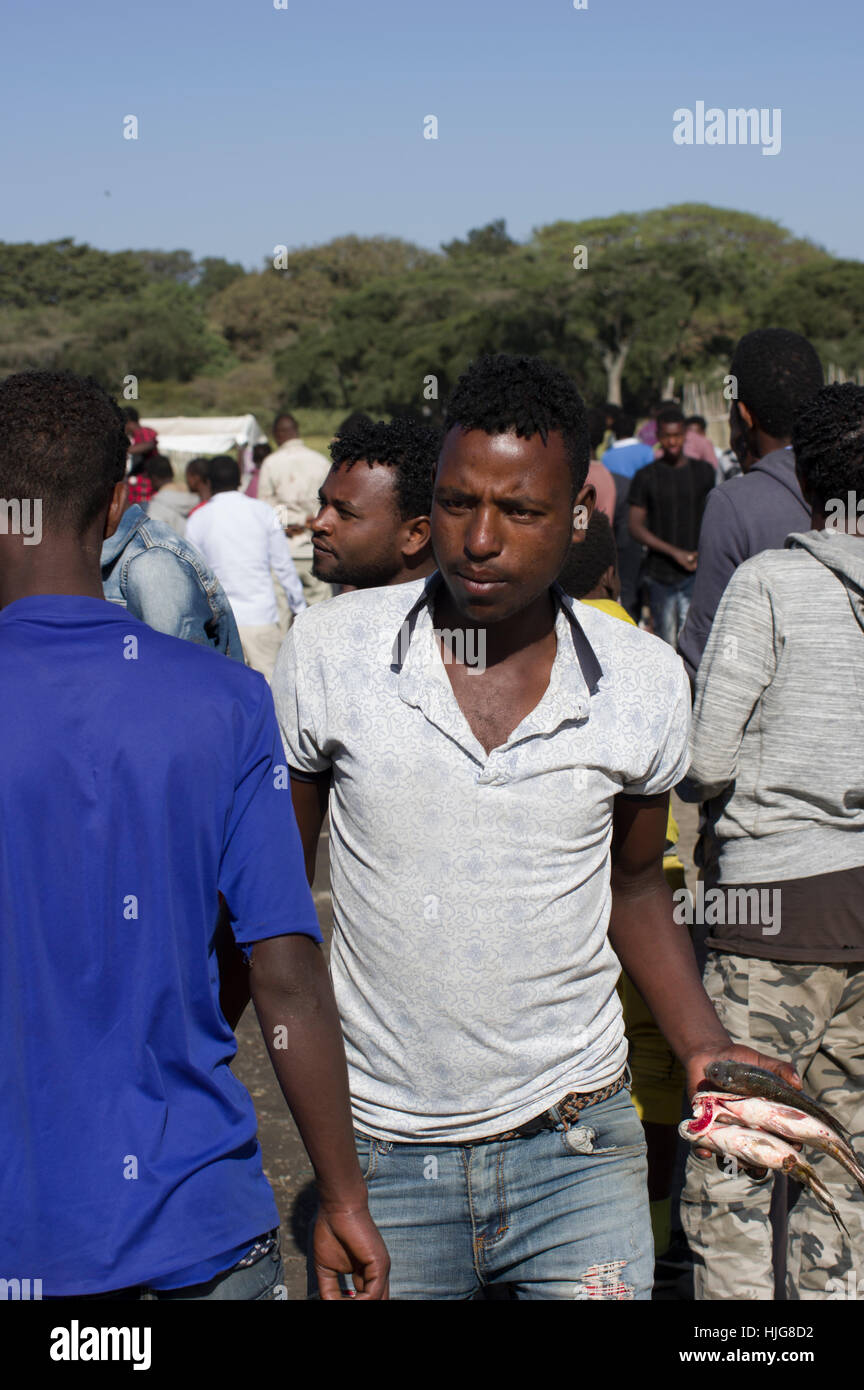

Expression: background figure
xmin=678 ymin=383 xmax=864 ymax=1300
xmin=311 ymin=415 xmax=438 ymax=591
xmin=628 ymin=406 xmax=715 ymax=647
xmin=185 ymin=457 xmax=211 ymax=516
xmin=145 ymin=455 xmax=197 ymax=537
xmin=124 ymin=406 xmax=158 ymax=476
xmin=244 ymin=442 xmax=272 ymax=500
xmin=584 ymin=407 xmax=617 ymax=524
xmin=557 ymin=508 xmax=688 ymax=1269
xmin=258 ymin=412 xmax=333 ymax=608
xmin=603 ymin=409 xmax=654 ymax=621
xmin=186 ymin=454 xmax=306 ymax=682
xmin=677 ymin=328 xmax=825 ymax=682
xmin=683 ymin=415 xmax=720 ymax=469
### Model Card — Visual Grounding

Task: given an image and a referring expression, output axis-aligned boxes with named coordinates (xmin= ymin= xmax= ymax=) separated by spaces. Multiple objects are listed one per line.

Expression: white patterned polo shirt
xmin=272 ymin=573 xmax=691 ymax=1143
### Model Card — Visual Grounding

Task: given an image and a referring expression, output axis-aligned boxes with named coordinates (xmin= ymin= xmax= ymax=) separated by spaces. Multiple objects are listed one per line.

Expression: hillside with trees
xmin=1 ymin=206 xmax=860 ymax=431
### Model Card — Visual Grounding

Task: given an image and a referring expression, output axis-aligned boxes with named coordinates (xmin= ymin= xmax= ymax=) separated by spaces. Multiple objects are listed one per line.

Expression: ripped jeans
xmin=341 ymin=1084 xmax=653 ymax=1300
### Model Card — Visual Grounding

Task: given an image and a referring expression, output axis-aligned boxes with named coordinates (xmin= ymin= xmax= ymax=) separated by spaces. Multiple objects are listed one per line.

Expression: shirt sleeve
xmin=621 ymin=655 xmax=692 ymax=797
xmin=271 ymin=620 xmax=332 ymax=778
xmin=682 ymin=559 xmax=778 ymax=802
xmin=267 ymin=516 xmax=307 ymax=614
xmin=627 ymin=465 xmax=650 ymax=510
xmin=219 ymin=679 xmax=322 ymax=947
xmin=677 ymin=485 xmax=747 ymax=681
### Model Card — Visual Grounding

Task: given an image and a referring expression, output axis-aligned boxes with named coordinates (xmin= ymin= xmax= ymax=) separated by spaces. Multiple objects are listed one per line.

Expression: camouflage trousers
xmin=680 ymin=951 xmax=864 ymax=1301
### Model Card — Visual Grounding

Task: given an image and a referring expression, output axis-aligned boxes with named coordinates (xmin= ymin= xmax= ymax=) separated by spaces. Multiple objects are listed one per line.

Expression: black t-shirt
xmin=628 ymin=456 xmax=715 ymax=583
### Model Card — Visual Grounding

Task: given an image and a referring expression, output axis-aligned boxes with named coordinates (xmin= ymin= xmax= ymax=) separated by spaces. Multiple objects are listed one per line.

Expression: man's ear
xmin=104 ymin=480 xmax=128 ymax=540
xmin=737 ymin=401 xmax=755 ymax=431
xmin=401 ymin=514 xmax=431 ymax=558
xmin=571 ymin=482 xmax=595 ymax=544
xmin=602 ymin=563 xmax=620 ymax=601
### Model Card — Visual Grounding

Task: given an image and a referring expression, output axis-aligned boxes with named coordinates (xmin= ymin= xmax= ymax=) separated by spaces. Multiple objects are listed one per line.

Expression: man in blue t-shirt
xmin=0 ymin=370 xmax=388 ymax=1300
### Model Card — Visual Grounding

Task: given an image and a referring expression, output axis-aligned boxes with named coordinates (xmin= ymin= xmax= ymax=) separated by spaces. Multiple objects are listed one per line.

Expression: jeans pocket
xmin=563 ymin=1090 xmax=647 ymax=1158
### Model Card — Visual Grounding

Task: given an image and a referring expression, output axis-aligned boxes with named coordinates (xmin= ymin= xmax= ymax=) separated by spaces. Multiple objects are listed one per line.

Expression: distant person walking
xmin=124 ymin=407 xmax=158 ymax=475
xmin=186 ymin=455 xmax=305 ymax=681
xmin=258 ymin=413 xmax=332 ymax=606
xmin=683 ymin=415 xmax=720 ymax=468
xmin=628 ymin=407 xmax=715 ymax=647
xmin=145 ymin=455 xmax=197 ymax=537
xmin=602 ymin=410 xmax=655 ymax=480
xmin=244 ymin=442 xmax=271 ymax=500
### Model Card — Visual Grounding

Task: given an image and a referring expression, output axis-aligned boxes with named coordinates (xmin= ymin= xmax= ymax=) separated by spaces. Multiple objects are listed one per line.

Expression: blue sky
xmin=2 ymin=0 xmax=860 ymax=266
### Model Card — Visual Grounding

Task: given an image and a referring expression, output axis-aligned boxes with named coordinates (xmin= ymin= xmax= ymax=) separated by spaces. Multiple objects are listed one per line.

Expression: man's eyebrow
xmin=435 ymin=485 xmax=549 ymax=507
xmin=322 ymin=489 xmax=359 ymax=511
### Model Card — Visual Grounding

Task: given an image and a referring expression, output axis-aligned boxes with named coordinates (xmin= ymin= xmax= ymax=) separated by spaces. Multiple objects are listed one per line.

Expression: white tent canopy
xmin=139 ymin=414 xmax=267 ymax=457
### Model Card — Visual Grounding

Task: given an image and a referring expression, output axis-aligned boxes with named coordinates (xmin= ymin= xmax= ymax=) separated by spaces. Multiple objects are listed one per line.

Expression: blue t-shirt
xmin=602 ymin=440 xmax=656 ymax=480
xmin=0 ymin=596 xmax=322 ymax=1296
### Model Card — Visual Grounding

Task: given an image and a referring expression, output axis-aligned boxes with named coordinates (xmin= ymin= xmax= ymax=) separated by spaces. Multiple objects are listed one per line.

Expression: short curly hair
xmin=443 ymin=353 xmax=590 ymax=500
xmin=792 ymin=382 xmax=864 ymax=511
xmin=729 ymin=329 xmax=824 ymax=439
xmin=557 ymin=510 xmax=617 ymax=598
xmin=0 ymin=369 xmax=127 ymax=533
xmin=329 ymin=416 xmax=439 ymax=520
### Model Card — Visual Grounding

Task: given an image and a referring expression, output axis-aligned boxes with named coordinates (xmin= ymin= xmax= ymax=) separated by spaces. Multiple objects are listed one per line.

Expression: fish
xmin=691 ymin=1091 xmax=864 ymax=1196
xmin=704 ymin=1059 xmax=855 ymax=1149
xmin=679 ymin=1118 xmax=849 ymax=1236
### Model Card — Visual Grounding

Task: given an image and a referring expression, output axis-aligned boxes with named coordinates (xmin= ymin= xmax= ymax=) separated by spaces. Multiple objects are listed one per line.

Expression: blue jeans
xmin=644 ymin=573 xmax=695 ymax=648
xmin=313 ymin=1084 xmax=652 ymax=1300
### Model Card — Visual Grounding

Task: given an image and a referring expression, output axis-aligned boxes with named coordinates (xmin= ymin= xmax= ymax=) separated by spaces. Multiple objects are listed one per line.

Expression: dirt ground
xmin=231 ymin=794 xmax=702 ymax=1300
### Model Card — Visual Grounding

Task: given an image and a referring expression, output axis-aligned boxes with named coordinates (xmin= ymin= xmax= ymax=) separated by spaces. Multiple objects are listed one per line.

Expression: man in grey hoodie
xmin=678 ymin=329 xmax=824 ymax=682
xmin=678 ymin=383 xmax=864 ymax=1300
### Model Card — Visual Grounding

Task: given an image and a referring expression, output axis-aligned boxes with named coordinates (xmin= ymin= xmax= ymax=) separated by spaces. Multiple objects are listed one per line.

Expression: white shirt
xmin=273 ymin=574 xmax=691 ymax=1143
xmin=186 ymin=491 xmax=306 ymax=627
xmin=257 ymin=438 xmax=331 ymax=560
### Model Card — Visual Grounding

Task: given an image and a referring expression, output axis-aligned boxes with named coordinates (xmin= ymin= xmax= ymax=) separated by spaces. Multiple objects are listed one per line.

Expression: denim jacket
xmin=101 ymin=504 xmax=244 ymax=661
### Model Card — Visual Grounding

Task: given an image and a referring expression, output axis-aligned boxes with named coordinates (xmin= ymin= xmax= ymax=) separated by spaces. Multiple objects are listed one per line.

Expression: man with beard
xmin=310 ymin=416 xmax=438 ymax=591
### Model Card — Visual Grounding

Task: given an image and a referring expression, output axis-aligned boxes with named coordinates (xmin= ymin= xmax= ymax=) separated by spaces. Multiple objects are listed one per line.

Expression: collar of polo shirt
xmin=390 ymin=571 xmax=603 ymax=758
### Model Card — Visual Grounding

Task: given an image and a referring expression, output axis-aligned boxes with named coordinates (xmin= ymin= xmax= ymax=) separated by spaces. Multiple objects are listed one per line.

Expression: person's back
xmin=188 ymin=490 xmax=287 ymax=618
xmin=0 ymin=607 xmax=314 ymax=1293
xmin=688 ymin=534 xmax=864 ymax=894
xmin=677 ymin=329 xmax=824 ymax=680
xmin=679 ymin=382 xmax=864 ymax=1301
xmin=186 ymin=458 xmax=306 ymax=682
xmin=101 ymin=502 xmax=244 ymax=661
xmin=601 ymin=415 xmax=655 ymax=481
xmin=0 ymin=368 xmax=389 ymax=1302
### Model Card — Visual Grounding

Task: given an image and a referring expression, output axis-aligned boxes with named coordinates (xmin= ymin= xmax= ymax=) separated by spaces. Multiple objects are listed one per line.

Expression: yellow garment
xmin=581 ymin=597 xmax=636 ymax=626
xmin=583 ymin=598 xmax=687 ymax=1126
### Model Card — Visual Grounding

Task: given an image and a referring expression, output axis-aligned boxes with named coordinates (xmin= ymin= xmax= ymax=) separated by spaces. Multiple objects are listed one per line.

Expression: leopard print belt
xmin=460 ymin=1072 xmax=628 ymax=1147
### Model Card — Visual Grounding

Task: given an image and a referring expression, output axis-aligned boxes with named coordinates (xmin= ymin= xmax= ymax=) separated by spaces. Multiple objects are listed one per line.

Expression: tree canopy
xmin=0 ymin=206 xmax=858 ymax=416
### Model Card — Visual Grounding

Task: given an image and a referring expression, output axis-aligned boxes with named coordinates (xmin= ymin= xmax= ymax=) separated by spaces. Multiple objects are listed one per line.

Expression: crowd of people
xmin=1 ymin=324 xmax=862 ymax=1302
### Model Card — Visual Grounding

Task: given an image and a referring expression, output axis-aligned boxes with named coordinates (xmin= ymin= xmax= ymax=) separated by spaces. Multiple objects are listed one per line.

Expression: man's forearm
xmin=629 ymin=519 xmax=678 ymax=559
xmin=250 ymin=934 xmax=366 ymax=1209
xmin=609 ymin=871 xmax=729 ymax=1067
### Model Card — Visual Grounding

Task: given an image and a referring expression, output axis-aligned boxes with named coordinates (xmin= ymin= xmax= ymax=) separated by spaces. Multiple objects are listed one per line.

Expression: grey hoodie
xmin=678 ymin=448 xmax=810 ymax=680
xmin=145 ymin=486 xmax=197 ymax=538
xmin=680 ymin=529 xmax=864 ymax=885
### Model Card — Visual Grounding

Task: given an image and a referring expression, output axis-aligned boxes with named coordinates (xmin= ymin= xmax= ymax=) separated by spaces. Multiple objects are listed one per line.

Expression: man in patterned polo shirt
xmin=273 ymin=353 xmax=799 ymax=1301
